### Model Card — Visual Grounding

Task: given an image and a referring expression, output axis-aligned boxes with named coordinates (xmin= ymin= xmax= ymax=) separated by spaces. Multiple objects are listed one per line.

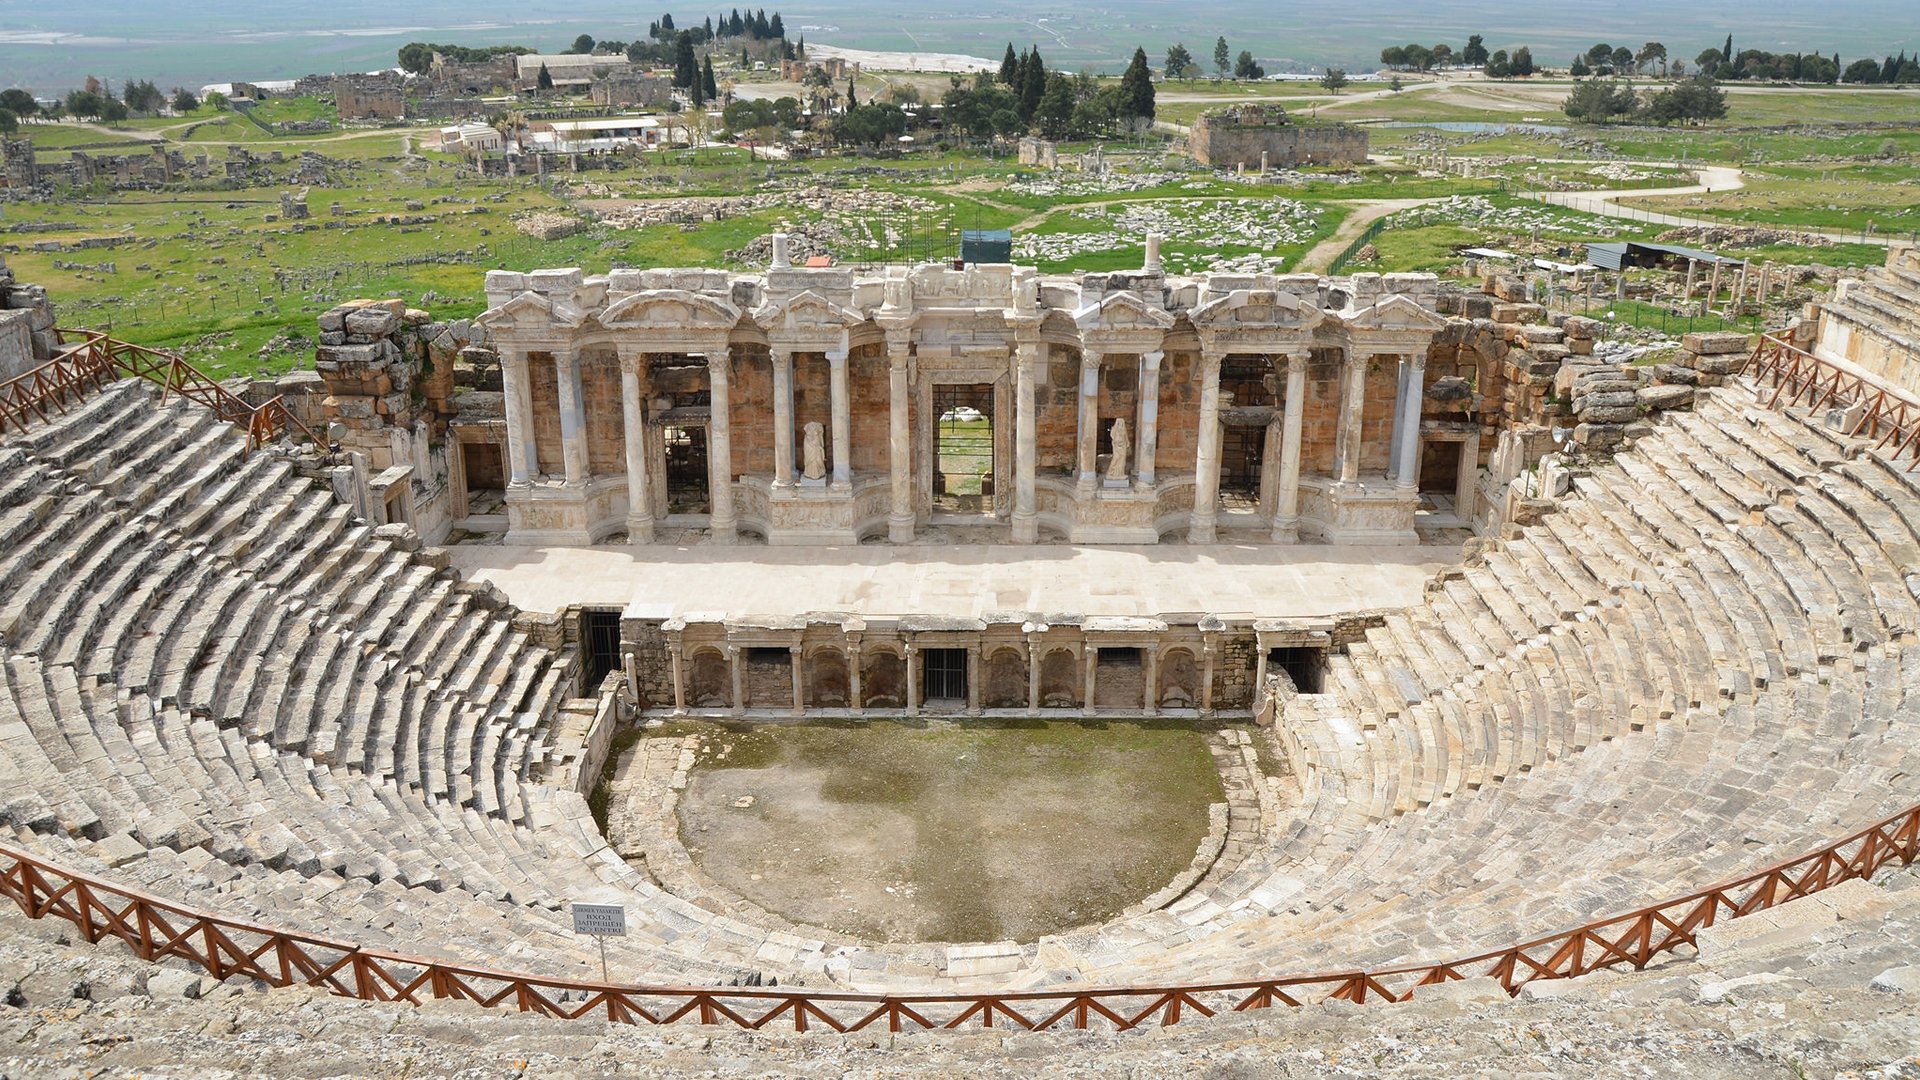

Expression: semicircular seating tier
xmin=0 ymin=376 xmax=1915 ymax=991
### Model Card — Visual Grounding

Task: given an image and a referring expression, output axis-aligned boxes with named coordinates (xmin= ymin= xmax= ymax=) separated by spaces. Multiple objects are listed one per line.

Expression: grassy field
xmin=0 ymin=68 xmax=1909 ymax=380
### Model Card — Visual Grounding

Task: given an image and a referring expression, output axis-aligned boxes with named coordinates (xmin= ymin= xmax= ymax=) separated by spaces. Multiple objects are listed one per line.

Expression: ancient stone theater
xmin=0 ymin=241 xmax=1917 ymax=1069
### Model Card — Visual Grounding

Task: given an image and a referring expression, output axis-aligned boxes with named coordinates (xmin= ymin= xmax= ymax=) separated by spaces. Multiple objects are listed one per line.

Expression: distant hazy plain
xmin=1 ymin=0 xmax=1914 ymax=91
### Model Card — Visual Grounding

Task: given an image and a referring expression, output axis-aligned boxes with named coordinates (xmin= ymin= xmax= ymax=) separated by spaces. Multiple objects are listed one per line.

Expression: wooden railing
xmin=2 ymin=801 xmax=1914 ymax=1032
xmin=1739 ymin=333 xmax=1920 ymax=464
xmin=0 ymin=329 xmax=320 ymax=452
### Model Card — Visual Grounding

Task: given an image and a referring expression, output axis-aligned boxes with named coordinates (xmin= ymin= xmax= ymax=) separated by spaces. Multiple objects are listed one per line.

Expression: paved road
xmin=1520 ymin=164 xmax=1893 ymax=247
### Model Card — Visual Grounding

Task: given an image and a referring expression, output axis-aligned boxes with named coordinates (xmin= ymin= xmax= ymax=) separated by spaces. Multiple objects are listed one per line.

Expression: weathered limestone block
xmin=1572 ymin=422 xmax=1628 ymax=450
xmin=1638 ymin=384 xmax=1695 ymax=410
xmin=1681 ymin=330 xmax=1752 ymax=355
xmin=1579 ymin=405 xmax=1642 ymax=424
xmin=1489 ymin=302 xmax=1545 ymax=324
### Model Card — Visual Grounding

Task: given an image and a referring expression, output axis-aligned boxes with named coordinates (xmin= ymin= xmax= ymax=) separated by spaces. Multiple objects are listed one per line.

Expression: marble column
xmin=1026 ymin=641 xmax=1041 ymax=712
xmin=1386 ymin=359 xmax=1411 ymax=483
xmin=848 ymin=644 xmax=863 ymax=714
xmin=1189 ymin=348 xmax=1225 ymax=543
xmin=1336 ymin=349 xmax=1369 ymax=484
xmin=555 ymin=350 xmax=588 ymax=487
xmin=1143 ymin=648 xmax=1159 ymax=716
xmin=1273 ymin=351 xmax=1308 ymax=542
xmin=887 ymin=336 xmax=914 ymax=543
xmin=620 ymin=359 xmax=653 ymax=543
xmin=1395 ymin=357 xmax=1427 ymax=492
xmin=707 ymin=351 xmax=737 ymax=544
xmin=1200 ymin=639 xmax=1216 ymax=717
xmin=828 ymin=348 xmax=851 ymax=490
xmin=1076 ymin=350 xmax=1102 ymax=489
xmin=966 ymin=645 xmax=981 ymax=716
xmin=727 ymin=645 xmax=744 ymax=716
xmin=1081 ymin=646 xmax=1098 ymax=716
xmin=1136 ymin=350 xmax=1163 ymax=488
xmin=904 ymin=643 xmax=919 ymax=717
xmin=668 ymin=642 xmax=685 ymax=714
xmin=1012 ymin=343 xmax=1040 ymax=544
xmin=1253 ymin=639 xmax=1270 ymax=701
xmin=771 ymin=346 xmax=796 ymax=488
xmin=502 ymin=351 xmax=534 ymax=486
xmin=789 ymin=645 xmax=805 ymax=715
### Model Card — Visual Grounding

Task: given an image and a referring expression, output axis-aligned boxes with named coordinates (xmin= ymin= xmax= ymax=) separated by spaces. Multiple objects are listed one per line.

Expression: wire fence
xmin=1328 ymin=217 xmax=1388 ymax=276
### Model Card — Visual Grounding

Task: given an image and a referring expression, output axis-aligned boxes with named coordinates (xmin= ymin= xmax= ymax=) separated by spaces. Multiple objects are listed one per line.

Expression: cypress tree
xmin=536 ymin=62 xmax=553 ymax=90
xmin=1000 ymin=43 xmax=1018 ymax=85
xmin=1021 ymin=47 xmax=1047 ymax=120
xmin=1119 ymin=46 xmax=1155 ymax=120
xmin=703 ymin=55 xmax=718 ymax=98
xmin=770 ymin=12 xmax=784 ymax=39
xmin=674 ymin=31 xmax=698 ymax=88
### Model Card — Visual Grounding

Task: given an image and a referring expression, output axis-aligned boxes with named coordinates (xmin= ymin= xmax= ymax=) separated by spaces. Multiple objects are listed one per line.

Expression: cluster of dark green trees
xmin=0 ymin=80 xmax=206 ymax=131
xmin=1559 ymin=35 xmax=1916 ymax=85
xmin=1159 ymin=37 xmax=1262 ymax=80
xmin=1562 ymin=74 xmax=1728 ymax=125
xmin=396 ymin=42 xmax=530 ymax=75
xmin=931 ymin=44 xmax=1155 ymax=142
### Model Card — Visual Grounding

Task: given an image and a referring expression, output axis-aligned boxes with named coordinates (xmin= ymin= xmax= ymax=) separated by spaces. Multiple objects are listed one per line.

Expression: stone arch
xmin=807 ymin=647 xmax=850 ymax=708
xmin=862 ymin=649 xmax=906 ymax=710
xmin=983 ymin=647 xmax=1027 ymax=710
xmin=1158 ymin=648 xmax=1199 ymax=709
xmin=1038 ymin=648 xmax=1079 ymax=710
xmin=688 ymin=648 xmax=731 ymax=709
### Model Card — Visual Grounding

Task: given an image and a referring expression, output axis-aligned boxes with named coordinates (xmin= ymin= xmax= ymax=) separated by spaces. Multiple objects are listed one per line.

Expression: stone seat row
xmin=0 ymin=384 xmax=570 ymax=823
xmin=1049 ymin=387 xmax=1920 ymax=985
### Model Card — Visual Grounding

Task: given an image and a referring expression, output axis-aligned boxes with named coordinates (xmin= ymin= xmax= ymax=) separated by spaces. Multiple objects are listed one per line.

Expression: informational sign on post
xmin=571 ymin=902 xmax=626 ymax=982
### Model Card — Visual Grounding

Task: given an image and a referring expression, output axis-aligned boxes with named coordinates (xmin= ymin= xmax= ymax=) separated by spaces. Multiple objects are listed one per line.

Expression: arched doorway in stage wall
xmin=1158 ymin=648 xmax=1199 ymax=709
xmin=984 ymin=648 xmax=1027 ymax=709
xmin=862 ymin=650 xmax=906 ymax=710
xmin=1038 ymin=648 xmax=1079 ymax=709
xmin=688 ymin=648 xmax=731 ymax=709
xmin=932 ymin=383 xmax=995 ymax=515
xmin=806 ymin=648 xmax=849 ymax=708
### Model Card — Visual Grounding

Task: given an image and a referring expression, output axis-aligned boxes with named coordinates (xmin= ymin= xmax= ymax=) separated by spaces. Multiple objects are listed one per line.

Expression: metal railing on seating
xmin=1738 ymin=333 xmax=1920 ymax=465
xmin=1 ymin=801 xmax=1913 ymax=1033
xmin=0 ymin=328 xmax=320 ymax=453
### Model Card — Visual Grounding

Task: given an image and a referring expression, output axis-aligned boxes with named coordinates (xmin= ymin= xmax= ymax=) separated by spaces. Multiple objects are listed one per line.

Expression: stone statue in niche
xmin=1105 ymin=418 xmax=1131 ymax=485
xmin=802 ymin=421 xmax=827 ymax=482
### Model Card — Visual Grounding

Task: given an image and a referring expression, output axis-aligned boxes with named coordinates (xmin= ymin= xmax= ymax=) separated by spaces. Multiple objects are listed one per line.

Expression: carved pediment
xmin=752 ymin=289 xmax=863 ymax=334
xmin=1342 ymin=293 xmax=1448 ymax=333
xmin=600 ymin=289 xmax=743 ymax=332
xmin=1073 ymin=290 xmax=1176 ymax=332
xmin=476 ymin=290 xmax=586 ymax=331
xmin=1190 ymin=288 xmax=1324 ymax=332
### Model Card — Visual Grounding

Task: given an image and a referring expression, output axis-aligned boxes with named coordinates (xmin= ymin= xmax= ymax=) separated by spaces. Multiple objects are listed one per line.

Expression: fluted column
xmin=707 ymin=350 xmax=736 ymax=544
xmin=966 ymin=645 xmax=981 ymax=716
xmin=1143 ymin=648 xmax=1159 ymax=716
xmin=1189 ymin=347 xmax=1225 ymax=543
xmin=1026 ymin=641 xmax=1041 ymax=711
xmin=1076 ymin=350 xmax=1102 ymax=489
xmin=1386 ymin=359 xmax=1410 ymax=483
xmin=904 ymin=643 xmax=919 ymax=717
xmin=828 ymin=348 xmax=851 ymax=490
xmin=887 ymin=333 xmax=914 ymax=543
xmin=1273 ymin=351 xmax=1309 ymax=543
xmin=727 ymin=644 xmax=743 ymax=716
xmin=771 ymin=346 xmax=795 ymax=488
xmin=1012 ymin=342 xmax=1040 ymax=544
xmin=1336 ymin=349 xmax=1369 ymax=484
xmin=555 ymin=350 xmax=587 ymax=487
xmin=848 ymin=644 xmax=864 ymax=714
xmin=1395 ymin=356 xmax=1426 ymax=492
xmin=789 ymin=645 xmax=805 ymax=715
xmin=1082 ymin=646 xmax=1098 ymax=716
xmin=502 ymin=350 xmax=534 ymax=486
xmin=620 ymin=356 xmax=653 ymax=543
xmin=668 ymin=641 xmax=685 ymax=714
xmin=1136 ymin=349 xmax=1163 ymax=489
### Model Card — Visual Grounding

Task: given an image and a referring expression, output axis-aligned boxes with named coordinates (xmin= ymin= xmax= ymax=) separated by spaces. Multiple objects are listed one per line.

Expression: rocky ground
xmin=1 ymin=863 xmax=1916 ymax=1078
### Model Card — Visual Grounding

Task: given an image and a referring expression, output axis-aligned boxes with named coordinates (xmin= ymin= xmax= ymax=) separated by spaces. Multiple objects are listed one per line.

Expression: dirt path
xmin=1519 ymin=163 xmax=1889 ymax=246
xmin=1295 ymin=198 xmax=1435 ymax=272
